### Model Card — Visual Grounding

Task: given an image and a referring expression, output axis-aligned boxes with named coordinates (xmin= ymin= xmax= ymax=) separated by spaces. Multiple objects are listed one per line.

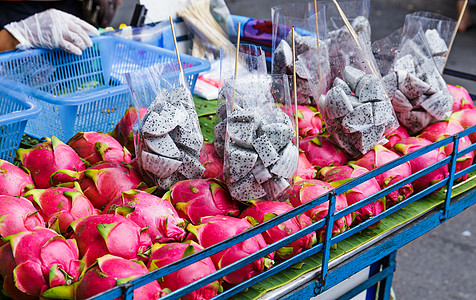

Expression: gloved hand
xmin=4 ymin=9 xmax=99 ymax=55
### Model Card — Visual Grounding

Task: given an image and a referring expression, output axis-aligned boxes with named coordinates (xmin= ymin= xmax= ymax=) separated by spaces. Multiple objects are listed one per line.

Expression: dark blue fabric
xmin=0 ymin=0 xmax=84 ymax=30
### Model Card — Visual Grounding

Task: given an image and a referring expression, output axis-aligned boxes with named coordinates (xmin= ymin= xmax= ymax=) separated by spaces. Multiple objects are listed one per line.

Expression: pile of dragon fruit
xmin=0 ymin=80 xmax=475 ymax=299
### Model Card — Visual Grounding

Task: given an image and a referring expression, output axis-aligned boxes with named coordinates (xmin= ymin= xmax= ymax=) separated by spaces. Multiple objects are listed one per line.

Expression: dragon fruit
xmin=318 ymin=165 xmax=385 ymax=226
xmin=147 ymin=241 xmax=220 ymax=300
xmin=69 ymin=214 xmax=152 ymax=268
xmin=299 ymin=135 xmax=348 ymax=169
xmin=23 ymin=184 xmax=98 ymax=235
xmin=383 ymin=125 xmax=411 ymax=149
xmin=104 ymin=189 xmax=187 ymax=244
xmin=394 ymin=137 xmax=449 ymax=192
xmin=0 ymin=195 xmax=45 ymax=245
xmin=0 ymin=227 xmax=81 ymax=299
xmin=199 ymin=142 xmax=224 ymax=181
xmin=448 ymin=84 xmax=474 ymax=112
xmin=281 ymin=105 xmax=323 ymax=138
xmin=72 ymin=255 xmax=166 ymax=300
xmin=67 ymin=132 xmax=132 ymax=166
xmin=112 ymin=105 xmax=148 ymax=155
xmin=288 ymin=179 xmax=352 ymax=243
xmin=419 ymin=120 xmax=474 ymax=180
xmin=449 ymin=108 xmax=476 ymax=143
xmin=239 ymin=200 xmax=317 ymax=261
xmin=294 ymin=152 xmax=317 ymax=180
xmin=0 ymin=159 xmax=34 ymax=196
xmin=186 ymin=215 xmax=274 ymax=285
xmin=164 ymin=179 xmax=240 ymax=225
xmin=352 ymin=145 xmax=413 ymax=207
xmin=16 ymin=136 xmax=86 ymax=188
xmin=78 ymin=162 xmax=147 ymax=209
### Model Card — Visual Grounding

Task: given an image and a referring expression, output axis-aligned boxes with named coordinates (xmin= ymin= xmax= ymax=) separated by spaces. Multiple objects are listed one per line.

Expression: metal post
xmin=441 ymin=134 xmax=459 ymax=221
xmin=377 ymin=251 xmax=397 ymax=300
xmin=315 ymin=190 xmax=337 ymax=295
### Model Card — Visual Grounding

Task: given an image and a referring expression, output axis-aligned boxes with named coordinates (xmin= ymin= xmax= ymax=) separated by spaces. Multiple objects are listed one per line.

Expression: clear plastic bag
xmin=270 ymin=2 xmax=327 ymax=105
xmin=405 ymin=11 xmax=456 ymax=73
xmin=125 ymin=64 xmax=205 ymax=192
xmin=372 ymin=22 xmax=453 ymax=135
xmin=318 ymin=0 xmax=372 ymax=83
xmin=222 ymin=74 xmax=298 ymax=202
xmin=214 ymin=44 xmax=267 ymax=158
xmin=318 ymin=1 xmax=398 ymax=157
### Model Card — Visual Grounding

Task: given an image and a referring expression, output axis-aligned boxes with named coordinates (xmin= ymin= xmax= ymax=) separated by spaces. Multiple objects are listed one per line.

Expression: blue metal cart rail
xmin=88 ymin=68 xmax=476 ymax=300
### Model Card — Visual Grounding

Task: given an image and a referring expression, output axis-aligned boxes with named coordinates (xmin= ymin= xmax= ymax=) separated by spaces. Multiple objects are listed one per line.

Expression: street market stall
xmin=1 ymin=1 xmax=476 ymax=299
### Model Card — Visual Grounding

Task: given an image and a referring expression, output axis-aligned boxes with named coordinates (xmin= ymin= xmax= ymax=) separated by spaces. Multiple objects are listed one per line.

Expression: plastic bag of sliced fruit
xmin=125 ymin=64 xmax=205 ymax=192
xmin=317 ymin=1 xmax=398 ymax=158
xmin=221 ymin=73 xmax=299 ymax=202
xmin=214 ymin=44 xmax=267 ymax=158
xmin=270 ymin=2 xmax=327 ymax=106
xmin=372 ymin=21 xmax=453 ymax=135
xmin=404 ymin=11 xmax=457 ymax=73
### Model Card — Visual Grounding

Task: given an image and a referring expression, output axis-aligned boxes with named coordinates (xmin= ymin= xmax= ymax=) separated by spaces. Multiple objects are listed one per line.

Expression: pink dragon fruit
xmin=0 ymin=159 xmax=34 ymax=196
xmin=383 ymin=125 xmax=411 ymax=149
xmin=318 ymin=165 xmax=385 ymax=226
xmin=69 ymin=214 xmax=152 ymax=268
xmin=448 ymin=84 xmax=474 ymax=112
xmin=78 ymin=162 xmax=147 ymax=209
xmin=0 ymin=227 xmax=81 ymax=299
xmin=186 ymin=215 xmax=274 ymax=285
xmin=419 ymin=120 xmax=474 ymax=181
xmin=164 ymin=179 xmax=240 ymax=225
xmin=294 ymin=152 xmax=317 ymax=180
xmin=23 ymin=184 xmax=98 ymax=235
xmin=67 ymin=131 xmax=132 ymax=166
xmin=104 ymin=189 xmax=187 ymax=244
xmin=394 ymin=137 xmax=449 ymax=192
xmin=16 ymin=136 xmax=86 ymax=188
xmin=288 ymin=179 xmax=352 ymax=243
xmin=239 ymin=200 xmax=317 ymax=261
xmin=72 ymin=255 xmax=166 ymax=300
xmin=300 ymin=135 xmax=348 ymax=169
xmin=353 ymin=145 xmax=413 ymax=207
xmin=449 ymin=108 xmax=476 ymax=143
xmin=0 ymin=195 xmax=45 ymax=245
xmin=111 ymin=105 xmax=148 ymax=155
xmin=282 ymin=105 xmax=323 ymax=138
xmin=199 ymin=142 xmax=224 ymax=181
xmin=147 ymin=241 xmax=220 ymax=300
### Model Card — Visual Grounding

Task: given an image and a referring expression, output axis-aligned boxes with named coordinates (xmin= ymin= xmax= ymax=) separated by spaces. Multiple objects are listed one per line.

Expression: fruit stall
xmin=1 ymin=1 xmax=476 ymax=300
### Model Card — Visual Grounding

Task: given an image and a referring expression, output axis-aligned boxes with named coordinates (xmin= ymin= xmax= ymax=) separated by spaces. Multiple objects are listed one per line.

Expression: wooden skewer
xmin=232 ymin=22 xmax=242 ymax=103
xmin=331 ymin=0 xmax=379 ymax=78
xmin=443 ymin=0 xmax=468 ymax=71
xmin=169 ymin=16 xmax=186 ymax=86
xmin=292 ymin=27 xmax=300 ymax=150
xmin=313 ymin=0 xmax=320 ymax=48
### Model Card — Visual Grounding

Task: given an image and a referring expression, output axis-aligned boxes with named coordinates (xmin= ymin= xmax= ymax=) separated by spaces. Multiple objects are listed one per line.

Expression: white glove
xmin=5 ymin=9 xmax=99 ymax=55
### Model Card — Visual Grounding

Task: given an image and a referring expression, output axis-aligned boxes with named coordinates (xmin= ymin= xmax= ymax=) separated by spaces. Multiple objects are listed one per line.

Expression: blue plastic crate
xmin=0 ymin=82 xmax=41 ymax=162
xmin=0 ymin=36 xmax=210 ymax=141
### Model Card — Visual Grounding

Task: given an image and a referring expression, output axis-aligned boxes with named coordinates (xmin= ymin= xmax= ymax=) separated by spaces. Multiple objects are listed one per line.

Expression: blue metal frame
xmin=89 ymin=69 xmax=476 ymax=300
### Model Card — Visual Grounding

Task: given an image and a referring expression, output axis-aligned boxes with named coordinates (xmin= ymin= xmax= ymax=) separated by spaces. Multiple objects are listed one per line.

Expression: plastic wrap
xmin=222 ymin=74 xmax=298 ymax=202
xmin=270 ymin=2 xmax=327 ymax=105
xmin=214 ymin=44 xmax=267 ymax=158
xmin=405 ymin=11 xmax=456 ymax=73
xmin=318 ymin=1 xmax=398 ymax=157
xmin=373 ymin=22 xmax=453 ymax=135
xmin=125 ymin=64 xmax=205 ymax=192
xmin=318 ymin=0 xmax=371 ymax=86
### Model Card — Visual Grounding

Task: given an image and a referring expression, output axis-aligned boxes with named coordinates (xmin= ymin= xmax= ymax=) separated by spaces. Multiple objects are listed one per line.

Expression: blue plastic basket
xmin=0 ymin=36 xmax=210 ymax=141
xmin=0 ymin=82 xmax=41 ymax=162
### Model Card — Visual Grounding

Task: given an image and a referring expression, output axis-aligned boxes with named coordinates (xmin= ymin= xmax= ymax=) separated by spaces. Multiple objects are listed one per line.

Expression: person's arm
xmin=3 ymin=9 xmax=99 ymax=55
xmin=0 ymin=29 xmax=19 ymax=52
